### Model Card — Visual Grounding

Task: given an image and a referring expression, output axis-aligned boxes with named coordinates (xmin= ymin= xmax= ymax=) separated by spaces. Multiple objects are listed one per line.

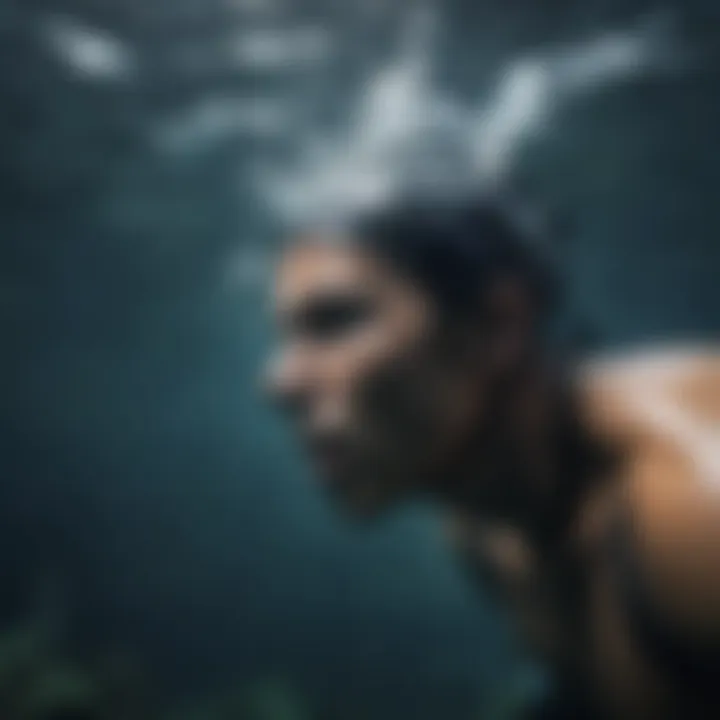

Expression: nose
xmin=263 ymin=350 xmax=311 ymax=420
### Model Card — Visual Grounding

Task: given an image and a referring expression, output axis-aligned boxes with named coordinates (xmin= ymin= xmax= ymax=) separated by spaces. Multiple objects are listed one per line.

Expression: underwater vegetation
xmin=0 ymin=592 xmax=329 ymax=720
xmin=168 ymin=679 xmax=316 ymax=720
xmin=0 ymin=607 xmax=152 ymax=720
xmin=0 ymin=600 xmax=536 ymax=720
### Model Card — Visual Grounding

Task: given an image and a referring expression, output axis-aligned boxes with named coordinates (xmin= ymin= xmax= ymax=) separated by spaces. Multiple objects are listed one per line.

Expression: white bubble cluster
xmin=260 ymin=12 xmax=681 ymax=224
xmin=43 ymin=15 xmax=136 ymax=81
xmin=155 ymin=97 xmax=292 ymax=155
xmin=230 ymin=26 xmax=333 ymax=70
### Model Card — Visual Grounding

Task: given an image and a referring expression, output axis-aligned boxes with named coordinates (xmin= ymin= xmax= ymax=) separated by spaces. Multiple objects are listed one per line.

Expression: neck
xmin=435 ymin=358 xmax=611 ymax=547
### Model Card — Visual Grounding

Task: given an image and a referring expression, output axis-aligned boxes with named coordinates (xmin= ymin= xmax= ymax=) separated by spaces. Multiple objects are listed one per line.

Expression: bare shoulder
xmin=576 ymin=344 xmax=720 ymax=440
xmin=579 ymin=344 xmax=720 ymax=399
xmin=579 ymin=345 xmax=720 ymax=635
xmin=619 ymin=435 xmax=720 ymax=638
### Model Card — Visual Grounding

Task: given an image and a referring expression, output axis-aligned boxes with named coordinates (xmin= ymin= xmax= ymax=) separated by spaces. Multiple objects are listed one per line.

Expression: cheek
xmin=356 ymin=331 xmax=487 ymax=477
xmin=351 ymin=330 xmax=446 ymax=455
xmin=317 ymin=301 xmax=444 ymax=450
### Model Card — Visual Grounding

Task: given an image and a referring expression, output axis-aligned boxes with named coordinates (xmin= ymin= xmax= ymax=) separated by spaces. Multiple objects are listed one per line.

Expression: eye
xmin=299 ymin=294 xmax=375 ymax=341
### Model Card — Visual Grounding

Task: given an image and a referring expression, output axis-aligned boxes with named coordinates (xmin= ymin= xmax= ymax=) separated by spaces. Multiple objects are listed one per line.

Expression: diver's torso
xmin=446 ymin=347 xmax=720 ymax=719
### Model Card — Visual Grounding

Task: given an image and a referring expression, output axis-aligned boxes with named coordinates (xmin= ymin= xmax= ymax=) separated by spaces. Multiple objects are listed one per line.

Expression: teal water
xmin=1 ymin=1 xmax=719 ymax=718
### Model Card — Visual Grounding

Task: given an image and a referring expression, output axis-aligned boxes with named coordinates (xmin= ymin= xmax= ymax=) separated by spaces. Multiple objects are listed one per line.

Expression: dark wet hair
xmin=350 ymin=190 xmax=562 ymax=323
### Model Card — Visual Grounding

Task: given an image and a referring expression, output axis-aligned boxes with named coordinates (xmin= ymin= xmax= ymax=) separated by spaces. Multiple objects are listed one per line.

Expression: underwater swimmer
xmin=264 ymin=193 xmax=720 ymax=719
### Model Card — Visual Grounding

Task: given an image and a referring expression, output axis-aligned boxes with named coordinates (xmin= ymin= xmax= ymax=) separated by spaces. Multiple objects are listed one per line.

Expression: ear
xmin=483 ymin=275 xmax=535 ymax=372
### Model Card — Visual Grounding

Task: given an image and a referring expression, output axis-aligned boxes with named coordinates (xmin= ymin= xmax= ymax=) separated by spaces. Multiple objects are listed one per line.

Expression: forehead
xmin=275 ymin=236 xmax=396 ymax=308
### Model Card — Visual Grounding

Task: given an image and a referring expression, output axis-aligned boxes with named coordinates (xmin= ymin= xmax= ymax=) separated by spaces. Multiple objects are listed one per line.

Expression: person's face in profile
xmin=265 ymin=236 xmax=486 ymax=518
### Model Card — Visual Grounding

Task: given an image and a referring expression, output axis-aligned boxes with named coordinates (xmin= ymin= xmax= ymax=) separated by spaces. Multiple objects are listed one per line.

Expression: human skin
xmin=266 ymin=238 xmax=720 ymax=719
